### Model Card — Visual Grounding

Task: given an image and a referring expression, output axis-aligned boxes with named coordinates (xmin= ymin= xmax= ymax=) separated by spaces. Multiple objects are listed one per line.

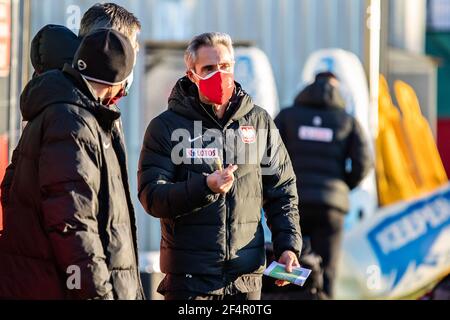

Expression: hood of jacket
xmin=20 ymin=64 xmax=120 ymax=124
xmin=294 ymin=78 xmax=346 ymax=110
xmin=30 ymin=24 xmax=81 ymax=76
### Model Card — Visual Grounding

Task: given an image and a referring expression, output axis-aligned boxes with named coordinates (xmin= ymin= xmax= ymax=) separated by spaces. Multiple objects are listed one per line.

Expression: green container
xmin=426 ymin=32 xmax=450 ymax=118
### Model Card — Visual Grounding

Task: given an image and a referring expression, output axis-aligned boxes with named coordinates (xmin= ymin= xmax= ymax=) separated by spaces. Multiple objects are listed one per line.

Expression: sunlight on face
xmin=193 ymin=44 xmax=234 ymax=78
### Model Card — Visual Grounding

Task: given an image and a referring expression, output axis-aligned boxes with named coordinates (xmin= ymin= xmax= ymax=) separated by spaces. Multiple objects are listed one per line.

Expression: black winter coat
xmin=275 ymin=79 xmax=373 ymax=212
xmin=0 ymin=65 xmax=143 ymax=300
xmin=138 ymin=77 xmax=302 ymax=294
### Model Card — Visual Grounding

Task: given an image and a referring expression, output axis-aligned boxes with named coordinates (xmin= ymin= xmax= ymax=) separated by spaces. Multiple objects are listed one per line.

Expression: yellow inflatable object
xmin=375 ymin=75 xmax=448 ymax=206
xmin=394 ymin=80 xmax=448 ymax=191
xmin=376 ymin=76 xmax=418 ymax=205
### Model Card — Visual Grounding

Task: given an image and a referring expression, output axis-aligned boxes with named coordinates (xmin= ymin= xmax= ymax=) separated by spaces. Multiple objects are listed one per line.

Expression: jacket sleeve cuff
xmin=186 ymin=171 xmax=220 ymax=207
xmin=273 ymin=237 xmax=302 ymax=261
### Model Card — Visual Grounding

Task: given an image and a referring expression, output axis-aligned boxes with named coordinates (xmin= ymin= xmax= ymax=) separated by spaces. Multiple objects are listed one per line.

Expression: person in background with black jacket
xmin=0 ymin=29 xmax=143 ymax=300
xmin=138 ymin=32 xmax=302 ymax=300
xmin=275 ymin=72 xmax=373 ymax=299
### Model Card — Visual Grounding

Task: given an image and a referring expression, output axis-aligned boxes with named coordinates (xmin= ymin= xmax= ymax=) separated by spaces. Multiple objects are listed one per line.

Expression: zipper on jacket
xmin=226 ymin=195 xmax=231 ymax=262
xmin=198 ymin=102 xmax=236 ymax=281
xmin=222 ymin=193 xmax=230 ymax=290
xmin=223 ymin=136 xmax=229 ymax=268
xmin=223 ymin=194 xmax=228 ymax=262
xmin=222 ymin=125 xmax=233 ymax=282
xmin=199 ymin=102 xmax=224 ymax=130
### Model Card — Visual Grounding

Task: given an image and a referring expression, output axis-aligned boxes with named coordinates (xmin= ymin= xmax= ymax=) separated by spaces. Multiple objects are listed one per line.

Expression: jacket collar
xmin=294 ymin=79 xmax=346 ymax=110
xmin=168 ymin=76 xmax=254 ymax=129
xmin=63 ymin=63 xmax=121 ymax=130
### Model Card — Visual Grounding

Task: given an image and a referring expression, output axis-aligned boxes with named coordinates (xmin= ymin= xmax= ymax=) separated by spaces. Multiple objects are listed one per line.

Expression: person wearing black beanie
xmin=72 ymin=28 xmax=135 ymax=106
xmin=0 ymin=28 xmax=144 ymax=299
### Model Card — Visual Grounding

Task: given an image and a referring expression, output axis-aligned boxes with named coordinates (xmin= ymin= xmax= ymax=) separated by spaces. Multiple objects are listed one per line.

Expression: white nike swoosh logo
xmin=188 ymin=135 xmax=203 ymax=143
xmin=103 ymin=142 xmax=111 ymax=149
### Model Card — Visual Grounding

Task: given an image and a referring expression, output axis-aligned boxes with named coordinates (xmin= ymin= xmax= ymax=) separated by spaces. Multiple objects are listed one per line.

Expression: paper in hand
xmin=263 ymin=261 xmax=312 ymax=286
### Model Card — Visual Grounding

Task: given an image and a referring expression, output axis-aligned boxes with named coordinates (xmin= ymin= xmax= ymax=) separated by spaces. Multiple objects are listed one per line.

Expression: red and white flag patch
xmin=239 ymin=126 xmax=257 ymax=144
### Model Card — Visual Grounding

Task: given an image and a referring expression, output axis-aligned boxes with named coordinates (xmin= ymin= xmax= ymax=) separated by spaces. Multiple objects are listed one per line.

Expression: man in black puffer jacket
xmin=275 ymin=72 xmax=373 ymax=298
xmin=138 ymin=32 xmax=302 ymax=300
xmin=0 ymin=29 xmax=143 ymax=300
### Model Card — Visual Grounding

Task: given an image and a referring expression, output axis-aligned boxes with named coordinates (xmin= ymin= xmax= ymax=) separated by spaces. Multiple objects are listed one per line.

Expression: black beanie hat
xmin=73 ymin=28 xmax=135 ymax=85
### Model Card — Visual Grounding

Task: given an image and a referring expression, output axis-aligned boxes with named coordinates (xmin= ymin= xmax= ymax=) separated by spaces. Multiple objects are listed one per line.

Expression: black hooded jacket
xmin=0 ymin=36 xmax=143 ymax=299
xmin=138 ymin=77 xmax=302 ymax=295
xmin=30 ymin=24 xmax=81 ymax=76
xmin=275 ymin=79 xmax=372 ymax=212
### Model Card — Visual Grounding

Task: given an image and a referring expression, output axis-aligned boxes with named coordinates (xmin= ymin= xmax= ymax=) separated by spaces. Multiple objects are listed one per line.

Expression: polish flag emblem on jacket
xmin=239 ymin=126 xmax=256 ymax=144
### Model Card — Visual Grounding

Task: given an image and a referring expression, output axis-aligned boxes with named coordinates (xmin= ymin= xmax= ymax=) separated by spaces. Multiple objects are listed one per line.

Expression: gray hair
xmin=79 ymin=3 xmax=141 ymax=40
xmin=184 ymin=32 xmax=234 ymax=70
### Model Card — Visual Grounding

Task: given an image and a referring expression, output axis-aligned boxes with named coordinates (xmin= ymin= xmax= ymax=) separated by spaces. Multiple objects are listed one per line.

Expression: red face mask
xmin=104 ymin=87 xmax=126 ymax=106
xmin=193 ymin=70 xmax=235 ymax=105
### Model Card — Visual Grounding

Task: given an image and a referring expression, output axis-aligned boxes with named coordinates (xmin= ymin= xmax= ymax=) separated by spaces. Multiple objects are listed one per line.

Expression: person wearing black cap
xmin=0 ymin=29 xmax=143 ymax=300
xmin=72 ymin=27 xmax=135 ymax=105
xmin=275 ymin=72 xmax=373 ymax=299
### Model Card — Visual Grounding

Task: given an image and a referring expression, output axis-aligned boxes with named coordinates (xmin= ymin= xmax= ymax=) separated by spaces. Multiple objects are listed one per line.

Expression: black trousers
xmin=164 ymin=290 xmax=261 ymax=300
xmin=300 ymin=203 xmax=345 ymax=299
